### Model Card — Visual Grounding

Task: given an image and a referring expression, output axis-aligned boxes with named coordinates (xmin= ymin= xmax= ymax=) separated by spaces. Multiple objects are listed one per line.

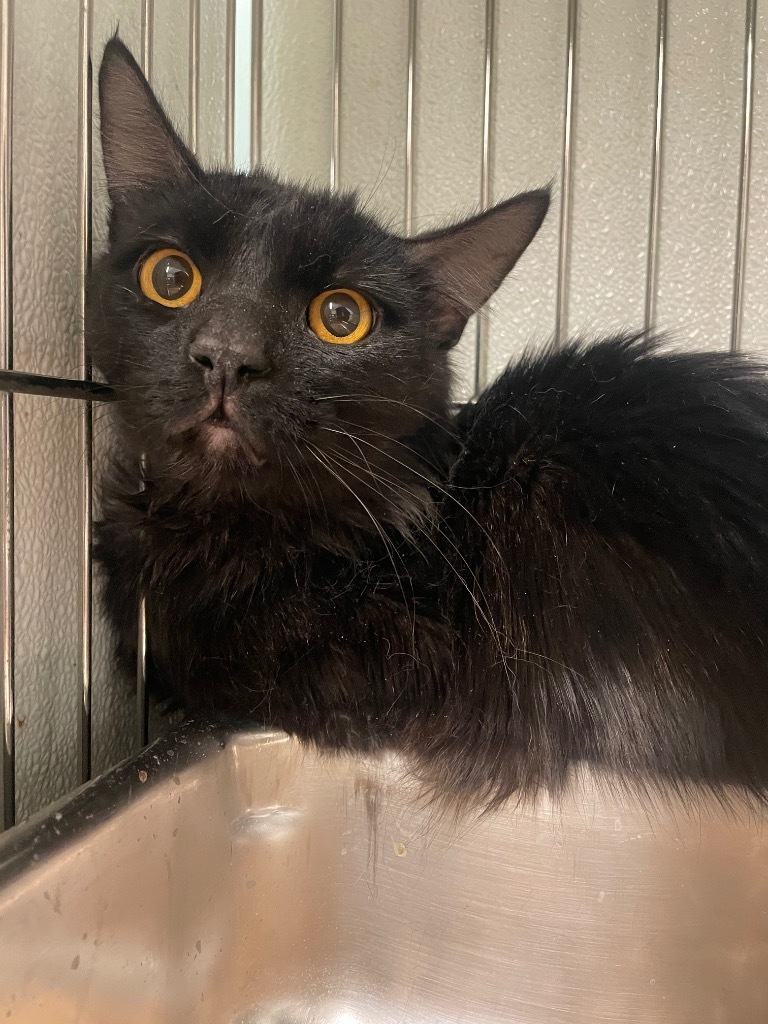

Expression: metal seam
xmin=250 ymin=0 xmax=262 ymax=167
xmin=140 ymin=0 xmax=153 ymax=83
xmin=0 ymin=0 xmax=13 ymax=830
xmin=225 ymin=0 xmax=236 ymax=167
xmin=77 ymin=0 xmax=93 ymax=784
xmin=473 ymin=0 xmax=496 ymax=397
xmin=137 ymin=0 xmax=154 ymax=750
xmin=189 ymin=0 xmax=200 ymax=152
xmin=555 ymin=0 xmax=578 ymax=346
xmin=731 ymin=0 xmax=757 ymax=353
xmin=404 ymin=0 xmax=417 ymax=236
xmin=330 ymin=0 xmax=342 ymax=189
xmin=645 ymin=0 xmax=667 ymax=334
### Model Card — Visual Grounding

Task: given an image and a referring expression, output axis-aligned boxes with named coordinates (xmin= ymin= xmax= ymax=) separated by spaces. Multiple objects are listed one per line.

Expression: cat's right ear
xmin=99 ymin=36 xmax=200 ymax=205
xmin=404 ymin=189 xmax=550 ymax=349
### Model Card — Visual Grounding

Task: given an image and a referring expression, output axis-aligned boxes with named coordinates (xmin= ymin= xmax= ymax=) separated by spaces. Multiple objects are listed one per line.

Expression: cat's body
xmin=91 ymin=39 xmax=768 ymax=804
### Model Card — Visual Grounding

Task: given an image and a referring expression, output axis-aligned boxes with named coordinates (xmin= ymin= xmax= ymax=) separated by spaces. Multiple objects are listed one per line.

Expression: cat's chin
xmin=200 ymin=420 xmax=263 ymax=464
xmin=173 ymin=415 xmax=269 ymax=472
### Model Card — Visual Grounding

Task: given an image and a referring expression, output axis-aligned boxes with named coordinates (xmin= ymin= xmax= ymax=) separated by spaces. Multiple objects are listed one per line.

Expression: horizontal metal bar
xmin=0 ymin=370 xmax=115 ymax=402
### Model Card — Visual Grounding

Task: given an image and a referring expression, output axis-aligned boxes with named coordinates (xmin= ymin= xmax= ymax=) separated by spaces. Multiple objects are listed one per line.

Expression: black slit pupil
xmin=320 ymin=293 xmax=361 ymax=336
xmin=152 ymin=256 xmax=192 ymax=300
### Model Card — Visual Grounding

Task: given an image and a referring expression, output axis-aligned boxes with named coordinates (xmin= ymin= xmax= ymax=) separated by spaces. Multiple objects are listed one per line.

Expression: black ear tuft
xmin=98 ymin=35 xmax=200 ymax=202
xmin=405 ymin=188 xmax=550 ymax=348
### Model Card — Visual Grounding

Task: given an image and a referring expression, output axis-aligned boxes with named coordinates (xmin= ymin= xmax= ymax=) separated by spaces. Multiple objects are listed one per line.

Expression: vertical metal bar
xmin=189 ymin=0 xmax=200 ymax=153
xmin=555 ymin=0 xmax=578 ymax=346
xmin=250 ymin=0 xmax=263 ymax=167
xmin=645 ymin=0 xmax=667 ymax=334
xmin=225 ymin=0 xmax=236 ymax=168
xmin=77 ymin=0 xmax=93 ymax=785
xmin=731 ymin=0 xmax=757 ymax=353
xmin=330 ymin=0 xmax=342 ymax=190
xmin=404 ymin=0 xmax=417 ymax=235
xmin=473 ymin=0 xmax=496 ymax=397
xmin=136 ymin=592 xmax=148 ymax=750
xmin=0 ymin=0 xmax=13 ymax=830
xmin=137 ymin=0 xmax=153 ymax=749
xmin=140 ymin=0 xmax=153 ymax=82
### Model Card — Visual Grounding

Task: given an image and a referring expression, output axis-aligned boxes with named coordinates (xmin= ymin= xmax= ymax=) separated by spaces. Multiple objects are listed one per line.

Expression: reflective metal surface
xmin=2 ymin=721 xmax=768 ymax=1023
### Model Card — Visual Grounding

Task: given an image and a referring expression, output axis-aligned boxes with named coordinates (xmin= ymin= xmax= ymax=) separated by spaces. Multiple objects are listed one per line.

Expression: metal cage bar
xmin=731 ymin=0 xmax=757 ymax=353
xmin=189 ymin=0 xmax=200 ymax=153
xmin=404 ymin=0 xmax=417 ymax=236
xmin=330 ymin=0 xmax=342 ymax=190
xmin=250 ymin=0 xmax=262 ymax=167
xmin=645 ymin=0 xmax=668 ymax=334
xmin=137 ymin=0 xmax=154 ymax=751
xmin=0 ymin=371 xmax=113 ymax=402
xmin=135 ymin=597 xmax=148 ymax=750
xmin=77 ymin=0 xmax=93 ymax=784
xmin=473 ymin=0 xmax=496 ymax=397
xmin=140 ymin=0 xmax=153 ymax=83
xmin=226 ymin=0 xmax=236 ymax=168
xmin=0 ymin=0 xmax=13 ymax=831
xmin=555 ymin=0 xmax=578 ymax=346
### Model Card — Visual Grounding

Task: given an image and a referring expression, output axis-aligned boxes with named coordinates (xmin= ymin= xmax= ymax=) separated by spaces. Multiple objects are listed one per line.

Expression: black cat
xmin=90 ymin=37 xmax=768 ymax=805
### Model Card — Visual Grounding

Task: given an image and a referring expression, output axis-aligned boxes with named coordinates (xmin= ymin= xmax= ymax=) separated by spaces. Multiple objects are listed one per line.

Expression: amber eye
xmin=308 ymin=288 xmax=373 ymax=344
xmin=138 ymin=248 xmax=202 ymax=308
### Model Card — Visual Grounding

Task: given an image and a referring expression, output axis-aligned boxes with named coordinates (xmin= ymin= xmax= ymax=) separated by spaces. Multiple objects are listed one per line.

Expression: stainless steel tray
xmin=2 ymin=720 xmax=768 ymax=1023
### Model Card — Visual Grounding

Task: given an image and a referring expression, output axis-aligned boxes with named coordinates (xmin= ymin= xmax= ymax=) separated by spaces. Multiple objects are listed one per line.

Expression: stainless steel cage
xmin=0 ymin=0 xmax=763 ymax=830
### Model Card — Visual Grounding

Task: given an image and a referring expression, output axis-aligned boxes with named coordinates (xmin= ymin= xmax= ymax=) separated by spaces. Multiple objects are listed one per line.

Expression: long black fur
xmin=91 ymin=39 xmax=768 ymax=805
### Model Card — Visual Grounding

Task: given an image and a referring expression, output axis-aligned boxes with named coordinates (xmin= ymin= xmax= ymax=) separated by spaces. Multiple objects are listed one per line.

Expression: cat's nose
xmin=189 ymin=332 xmax=272 ymax=392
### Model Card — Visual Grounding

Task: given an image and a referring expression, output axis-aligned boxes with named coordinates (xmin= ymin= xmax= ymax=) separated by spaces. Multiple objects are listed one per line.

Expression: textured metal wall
xmin=3 ymin=0 xmax=232 ymax=822
xmin=0 ymin=0 xmax=765 ymax=824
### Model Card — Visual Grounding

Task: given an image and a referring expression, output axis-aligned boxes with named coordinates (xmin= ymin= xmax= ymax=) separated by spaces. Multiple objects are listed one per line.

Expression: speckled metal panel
xmin=13 ymin=0 xmax=85 ymax=820
xmin=655 ymin=0 xmax=744 ymax=351
xmin=568 ymin=0 xmax=656 ymax=338
xmin=11 ymin=0 xmax=224 ymax=818
xmin=340 ymin=0 xmax=409 ymax=221
xmin=741 ymin=1 xmax=768 ymax=355
xmin=486 ymin=0 xmax=567 ymax=381
xmin=261 ymin=0 xmax=334 ymax=183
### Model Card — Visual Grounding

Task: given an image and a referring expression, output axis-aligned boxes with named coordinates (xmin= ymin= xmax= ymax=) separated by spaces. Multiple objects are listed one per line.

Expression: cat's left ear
xmin=405 ymin=189 xmax=550 ymax=348
xmin=98 ymin=36 xmax=200 ymax=205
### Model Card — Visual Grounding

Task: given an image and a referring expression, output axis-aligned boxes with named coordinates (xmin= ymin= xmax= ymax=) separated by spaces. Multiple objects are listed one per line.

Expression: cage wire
xmin=0 ymin=0 xmax=761 ymax=829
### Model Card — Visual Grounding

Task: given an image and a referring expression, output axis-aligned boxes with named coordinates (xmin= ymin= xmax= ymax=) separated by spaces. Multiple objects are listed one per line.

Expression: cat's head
xmin=88 ymin=37 xmax=548 ymax=539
